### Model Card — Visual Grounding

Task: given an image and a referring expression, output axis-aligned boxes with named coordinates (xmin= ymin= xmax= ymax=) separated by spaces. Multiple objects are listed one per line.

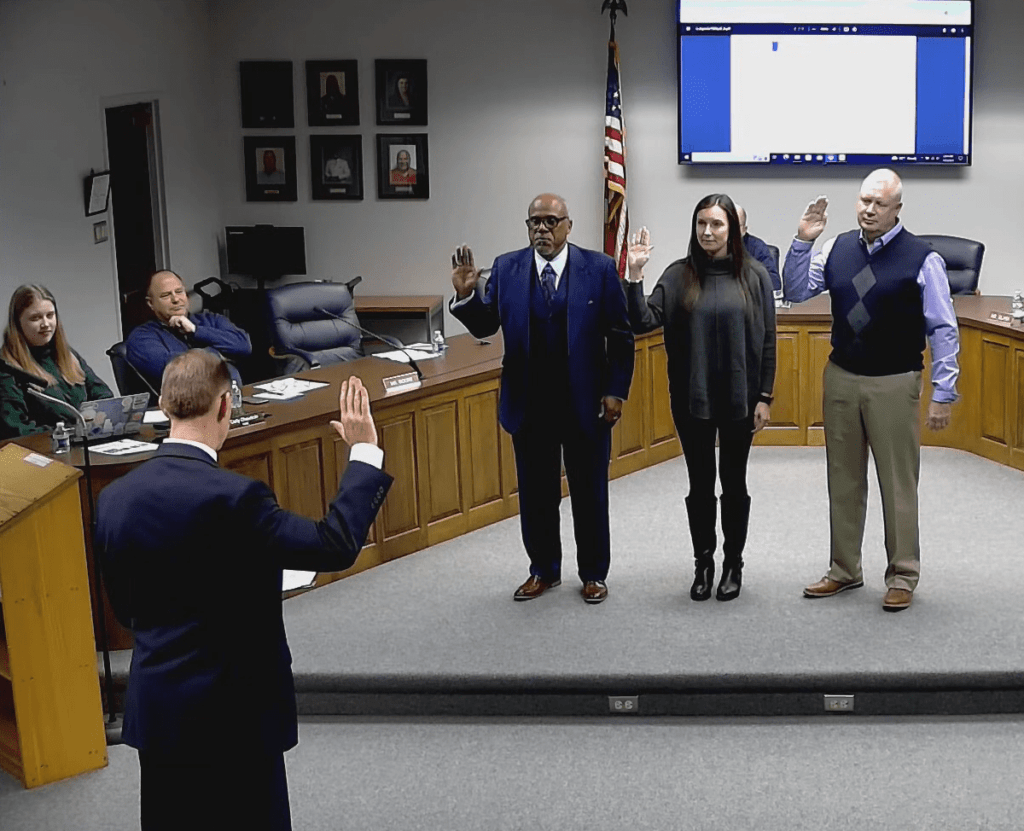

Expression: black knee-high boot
xmin=685 ymin=495 xmax=717 ymax=601
xmin=717 ymin=495 xmax=751 ymax=601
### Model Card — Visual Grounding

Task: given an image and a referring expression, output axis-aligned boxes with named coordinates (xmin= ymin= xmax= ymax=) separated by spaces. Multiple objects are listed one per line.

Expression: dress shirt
xmin=783 ymin=222 xmax=959 ymax=402
xmin=162 ymin=437 xmax=383 ymax=468
xmin=450 ymin=244 xmax=570 ymax=311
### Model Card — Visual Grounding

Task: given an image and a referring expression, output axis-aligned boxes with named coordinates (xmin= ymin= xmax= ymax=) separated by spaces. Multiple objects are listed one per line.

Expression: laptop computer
xmin=79 ymin=393 xmax=150 ymax=439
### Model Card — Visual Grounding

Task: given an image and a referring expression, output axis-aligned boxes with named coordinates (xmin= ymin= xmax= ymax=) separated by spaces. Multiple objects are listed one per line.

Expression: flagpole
xmin=601 ymin=0 xmax=629 ymax=279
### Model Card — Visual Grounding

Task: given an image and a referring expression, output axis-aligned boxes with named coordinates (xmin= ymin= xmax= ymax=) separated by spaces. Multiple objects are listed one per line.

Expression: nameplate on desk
xmin=990 ymin=312 xmax=1014 ymax=323
xmin=382 ymin=371 xmax=421 ymax=395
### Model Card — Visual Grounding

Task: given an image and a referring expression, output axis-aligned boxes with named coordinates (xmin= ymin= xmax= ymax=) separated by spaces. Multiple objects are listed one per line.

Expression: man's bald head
xmin=736 ymin=205 xmax=748 ymax=236
xmin=526 ymin=193 xmax=573 ymax=260
xmin=160 ymin=350 xmax=231 ymax=421
xmin=856 ymin=168 xmax=903 ymax=243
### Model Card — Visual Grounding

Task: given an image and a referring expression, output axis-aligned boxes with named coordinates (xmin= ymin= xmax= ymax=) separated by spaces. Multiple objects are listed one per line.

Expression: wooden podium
xmin=0 ymin=443 xmax=107 ymax=787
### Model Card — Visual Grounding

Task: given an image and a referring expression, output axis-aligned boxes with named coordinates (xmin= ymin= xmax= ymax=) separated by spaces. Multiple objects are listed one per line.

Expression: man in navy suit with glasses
xmin=450 ymin=192 xmax=634 ymax=604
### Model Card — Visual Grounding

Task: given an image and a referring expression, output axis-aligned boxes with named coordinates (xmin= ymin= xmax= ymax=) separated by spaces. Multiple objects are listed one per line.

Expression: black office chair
xmin=106 ymin=341 xmax=157 ymax=404
xmin=917 ymin=234 xmax=985 ymax=296
xmin=265 ymin=279 xmax=365 ymax=374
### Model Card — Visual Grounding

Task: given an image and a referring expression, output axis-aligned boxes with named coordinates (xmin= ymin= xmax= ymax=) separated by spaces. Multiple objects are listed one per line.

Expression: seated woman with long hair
xmin=0 ymin=284 xmax=112 ymax=438
xmin=625 ymin=194 xmax=776 ymax=602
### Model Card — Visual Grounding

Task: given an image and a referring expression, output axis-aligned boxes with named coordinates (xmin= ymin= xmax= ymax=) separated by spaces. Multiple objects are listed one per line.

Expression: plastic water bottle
xmin=432 ymin=329 xmax=446 ymax=354
xmin=52 ymin=421 xmax=70 ymax=454
xmin=231 ymin=380 xmax=243 ymax=418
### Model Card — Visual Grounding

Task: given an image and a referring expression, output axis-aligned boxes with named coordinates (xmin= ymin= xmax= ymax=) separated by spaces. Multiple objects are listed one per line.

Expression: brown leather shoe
xmin=883 ymin=587 xmax=913 ymax=612
xmin=582 ymin=580 xmax=608 ymax=604
xmin=803 ymin=576 xmax=864 ymax=598
xmin=513 ymin=575 xmax=561 ymax=601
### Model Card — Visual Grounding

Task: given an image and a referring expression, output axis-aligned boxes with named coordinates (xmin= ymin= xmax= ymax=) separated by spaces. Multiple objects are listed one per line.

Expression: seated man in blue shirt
xmin=737 ymin=205 xmax=781 ymax=291
xmin=127 ymin=270 xmax=252 ymax=391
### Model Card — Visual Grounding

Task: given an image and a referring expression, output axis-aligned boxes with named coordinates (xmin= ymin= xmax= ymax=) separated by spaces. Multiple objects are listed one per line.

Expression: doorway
xmin=104 ymin=101 xmax=168 ymax=338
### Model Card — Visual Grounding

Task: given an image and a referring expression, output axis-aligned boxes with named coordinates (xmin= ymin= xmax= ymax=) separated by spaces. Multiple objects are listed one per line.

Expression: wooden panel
xmin=379 ymin=414 xmax=420 ymax=543
xmin=772 ymin=329 xmax=800 ymax=427
xmin=615 ymin=346 xmax=645 ymax=460
xmin=979 ymin=336 xmax=1009 ymax=446
xmin=279 ymin=438 xmax=327 ymax=519
xmin=424 ymin=401 xmax=462 ymax=524
xmin=1013 ymin=347 xmax=1024 ymax=463
xmin=466 ymin=389 xmax=503 ymax=509
xmin=648 ymin=342 xmax=677 ymax=446
xmin=224 ymin=451 xmax=273 ymax=489
xmin=806 ymin=331 xmax=831 ymax=429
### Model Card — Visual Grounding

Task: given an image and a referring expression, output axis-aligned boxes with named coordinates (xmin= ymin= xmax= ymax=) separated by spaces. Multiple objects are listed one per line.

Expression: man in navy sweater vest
xmin=783 ymin=169 xmax=960 ymax=612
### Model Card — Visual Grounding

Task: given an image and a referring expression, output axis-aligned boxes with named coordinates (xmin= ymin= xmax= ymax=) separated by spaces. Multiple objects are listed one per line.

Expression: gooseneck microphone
xmin=314 ymin=307 xmax=425 ymax=380
xmin=0 ymin=358 xmax=49 ymax=390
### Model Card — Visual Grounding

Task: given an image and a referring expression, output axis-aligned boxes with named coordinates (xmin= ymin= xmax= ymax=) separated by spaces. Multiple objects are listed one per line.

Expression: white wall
xmin=0 ymin=0 xmax=223 ymax=387
xmin=2 ymin=0 xmax=1022 ymax=376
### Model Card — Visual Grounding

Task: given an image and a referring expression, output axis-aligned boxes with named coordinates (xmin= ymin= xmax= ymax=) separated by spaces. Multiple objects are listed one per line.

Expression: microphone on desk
xmin=0 ymin=358 xmax=50 ymax=390
xmin=314 ymin=307 xmax=424 ymax=380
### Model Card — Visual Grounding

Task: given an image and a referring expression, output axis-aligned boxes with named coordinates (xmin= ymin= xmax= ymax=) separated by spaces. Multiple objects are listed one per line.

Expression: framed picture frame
xmin=83 ymin=170 xmax=111 ymax=216
xmin=310 ymin=135 xmax=363 ymax=200
xmin=305 ymin=60 xmax=359 ymax=127
xmin=239 ymin=61 xmax=294 ymax=128
xmin=375 ymin=59 xmax=427 ymax=126
xmin=376 ymin=134 xmax=428 ymax=199
xmin=244 ymin=136 xmax=297 ymax=202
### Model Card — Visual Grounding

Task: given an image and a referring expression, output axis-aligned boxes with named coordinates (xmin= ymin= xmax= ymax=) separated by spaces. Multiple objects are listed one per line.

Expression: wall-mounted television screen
xmin=225 ymin=225 xmax=307 ymax=280
xmin=677 ymin=0 xmax=973 ymax=166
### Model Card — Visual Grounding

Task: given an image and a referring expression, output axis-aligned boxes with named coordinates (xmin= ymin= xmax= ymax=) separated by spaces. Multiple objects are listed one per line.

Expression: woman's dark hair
xmin=682 ymin=193 xmax=750 ymax=311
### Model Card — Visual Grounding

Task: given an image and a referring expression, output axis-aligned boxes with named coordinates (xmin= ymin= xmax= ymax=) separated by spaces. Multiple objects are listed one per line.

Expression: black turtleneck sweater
xmin=626 ymin=254 xmax=777 ymax=421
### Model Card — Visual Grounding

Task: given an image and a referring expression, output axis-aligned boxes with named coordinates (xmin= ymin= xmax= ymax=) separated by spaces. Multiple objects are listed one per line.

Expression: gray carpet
xmin=3 ymin=715 xmax=1023 ymax=830
xmin=96 ymin=445 xmax=1024 ymax=714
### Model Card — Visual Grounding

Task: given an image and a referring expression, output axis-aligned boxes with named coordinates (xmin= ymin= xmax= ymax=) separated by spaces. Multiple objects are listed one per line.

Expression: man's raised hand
xmin=451 ymin=245 xmax=481 ymax=299
xmin=331 ymin=376 xmax=378 ymax=447
xmin=797 ymin=196 xmax=829 ymax=242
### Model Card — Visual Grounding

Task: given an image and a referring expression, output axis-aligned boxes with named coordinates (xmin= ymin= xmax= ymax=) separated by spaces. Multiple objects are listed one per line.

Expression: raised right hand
xmin=330 ymin=376 xmax=378 ymax=446
xmin=797 ymin=196 xmax=829 ymax=242
xmin=626 ymin=226 xmax=653 ymax=282
xmin=451 ymin=244 xmax=481 ymax=299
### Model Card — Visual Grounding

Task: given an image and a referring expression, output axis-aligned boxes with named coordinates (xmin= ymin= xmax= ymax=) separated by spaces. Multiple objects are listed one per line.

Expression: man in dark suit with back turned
xmin=450 ymin=193 xmax=634 ymax=604
xmin=96 ymin=350 xmax=392 ymax=831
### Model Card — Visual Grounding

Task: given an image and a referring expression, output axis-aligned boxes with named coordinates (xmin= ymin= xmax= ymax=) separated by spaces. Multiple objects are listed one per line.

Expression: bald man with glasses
xmin=449 ymin=193 xmax=634 ymax=604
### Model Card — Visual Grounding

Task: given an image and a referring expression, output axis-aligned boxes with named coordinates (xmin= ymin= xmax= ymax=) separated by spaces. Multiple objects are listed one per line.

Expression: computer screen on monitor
xmin=225 ymin=225 xmax=307 ymax=279
xmin=677 ymin=0 xmax=974 ymax=166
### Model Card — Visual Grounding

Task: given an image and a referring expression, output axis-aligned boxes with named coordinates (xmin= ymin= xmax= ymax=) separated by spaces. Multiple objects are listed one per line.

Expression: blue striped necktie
xmin=540 ymin=263 xmax=556 ymax=304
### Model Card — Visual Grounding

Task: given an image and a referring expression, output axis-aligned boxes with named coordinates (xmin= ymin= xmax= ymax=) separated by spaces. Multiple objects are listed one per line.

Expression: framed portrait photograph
xmin=239 ymin=61 xmax=295 ymax=128
xmin=243 ymin=136 xmax=297 ymax=202
xmin=305 ymin=60 xmax=359 ymax=127
xmin=376 ymin=134 xmax=429 ymax=199
xmin=310 ymin=135 xmax=363 ymax=200
xmin=375 ymin=59 xmax=427 ymax=126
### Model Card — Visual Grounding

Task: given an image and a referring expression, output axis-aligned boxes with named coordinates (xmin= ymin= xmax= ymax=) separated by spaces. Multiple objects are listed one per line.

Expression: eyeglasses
xmin=525 ymin=215 xmax=569 ymax=231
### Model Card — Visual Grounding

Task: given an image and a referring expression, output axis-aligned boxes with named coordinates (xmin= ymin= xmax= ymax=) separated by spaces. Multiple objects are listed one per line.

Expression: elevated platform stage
xmin=107 ymin=448 xmax=1024 ymax=719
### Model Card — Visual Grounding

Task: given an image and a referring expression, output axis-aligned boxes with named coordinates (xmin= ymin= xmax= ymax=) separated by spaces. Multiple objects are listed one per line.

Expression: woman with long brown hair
xmin=0 ymin=284 xmax=112 ymax=437
xmin=625 ymin=194 xmax=776 ymax=602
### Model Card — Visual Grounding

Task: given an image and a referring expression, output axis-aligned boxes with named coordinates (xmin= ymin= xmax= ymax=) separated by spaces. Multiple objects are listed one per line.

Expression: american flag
xmin=603 ymin=38 xmax=628 ymax=280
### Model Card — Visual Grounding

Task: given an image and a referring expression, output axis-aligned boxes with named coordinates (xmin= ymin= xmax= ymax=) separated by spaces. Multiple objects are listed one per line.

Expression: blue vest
xmin=528 ymin=264 xmax=571 ymax=412
xmin=825 ymin=229 xmax=931 ymax=376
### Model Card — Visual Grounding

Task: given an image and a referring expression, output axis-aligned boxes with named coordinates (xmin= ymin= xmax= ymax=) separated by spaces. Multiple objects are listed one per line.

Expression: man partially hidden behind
xmin=127 ymin=269 xmax=252 ymax=391
xmin=736 ymin=204 xmax=782 ymax=291
xmin=449 ymin=192 xmax=634 ymax=604
xmin=96 ymin=351 xmax=392 ymax=830
xmin=783 ymin=168 xmax=960 ymax=612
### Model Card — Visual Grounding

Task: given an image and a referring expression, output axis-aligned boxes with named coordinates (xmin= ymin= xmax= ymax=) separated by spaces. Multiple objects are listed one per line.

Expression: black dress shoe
xmin=716 ymin=565 xmax=742 ymax=601
xmin=582 ymin=580 xmax=608 ymax=604
xmin=513 ymin=575 xmax=560 ymax=601
xmin=690 ymin=562 xmax=715 ymax=601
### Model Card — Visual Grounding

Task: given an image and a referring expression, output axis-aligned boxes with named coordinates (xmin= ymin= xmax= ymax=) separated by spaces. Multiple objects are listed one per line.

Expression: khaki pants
xmin=822 ymin=361 xmax=922 ymax=591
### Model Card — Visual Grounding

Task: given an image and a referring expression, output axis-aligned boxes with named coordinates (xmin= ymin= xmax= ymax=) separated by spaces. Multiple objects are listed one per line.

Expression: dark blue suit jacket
xmin=96 ymin=441 xmax=391 ymax=755
xmin=451 ymin=243 xmax=634 ymax=434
